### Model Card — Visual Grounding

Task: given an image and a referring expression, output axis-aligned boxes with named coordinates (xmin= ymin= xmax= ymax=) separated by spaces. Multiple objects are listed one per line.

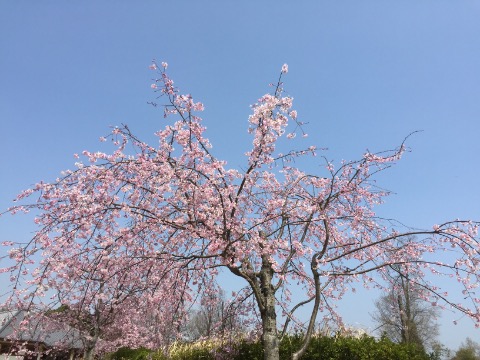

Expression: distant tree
xmin=429 ymin=341 xmax=451 ymax=360
xmin=451 ymin=338 xmax=480 ymax=360
xmin=185 ymin=286 xmax=246 ymax=340
xmin=372 ymin=265 xmax=440 ymax=351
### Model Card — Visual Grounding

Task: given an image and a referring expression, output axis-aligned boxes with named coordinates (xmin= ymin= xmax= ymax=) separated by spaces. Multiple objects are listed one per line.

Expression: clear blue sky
xmin=1 ymin=1 xmax=479 ymax=352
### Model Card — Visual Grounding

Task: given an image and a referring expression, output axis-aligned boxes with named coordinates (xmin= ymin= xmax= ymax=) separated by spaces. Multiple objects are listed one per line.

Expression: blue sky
xmin=1 ymin=1 xmax=479 ymax=351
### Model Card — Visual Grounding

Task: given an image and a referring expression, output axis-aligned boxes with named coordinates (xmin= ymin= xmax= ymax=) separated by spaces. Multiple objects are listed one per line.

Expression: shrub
xmin=105 ymin=333 xmax=432 ymax=360
xmin=108 ymin=347 xmax=153 ymax=360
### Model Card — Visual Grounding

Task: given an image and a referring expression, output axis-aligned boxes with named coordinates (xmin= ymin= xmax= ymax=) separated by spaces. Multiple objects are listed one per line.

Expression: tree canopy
xmin=2 ymin=63 xmax=480 ymax=360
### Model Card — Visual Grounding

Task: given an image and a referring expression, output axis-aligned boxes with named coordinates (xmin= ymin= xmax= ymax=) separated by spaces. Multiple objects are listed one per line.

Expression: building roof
xmin=0 ymin=309 xmax=82 ymax=349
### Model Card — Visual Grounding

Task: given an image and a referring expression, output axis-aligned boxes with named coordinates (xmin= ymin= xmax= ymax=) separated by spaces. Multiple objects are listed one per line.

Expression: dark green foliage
xmin=108 ymin=347 xmax=153 ymax=360
xmin=106 ymin=334 xmax=432 ymax=360
xmin=151 ymin=349 xmax=212 ymax=360
xmin=229 ymin=339 xmax=263 ymax=360
xmin=274 ymin=334 xmax=430 ymax=360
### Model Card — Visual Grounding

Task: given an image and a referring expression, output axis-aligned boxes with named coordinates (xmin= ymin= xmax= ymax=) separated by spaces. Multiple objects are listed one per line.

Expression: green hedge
xmin=108 ymin=347 xmax=153 ymax=360
xmin=107 ymin=334 xmax=433 ymax=360
xmin=295 ymin=334 xmax=431 ymax=360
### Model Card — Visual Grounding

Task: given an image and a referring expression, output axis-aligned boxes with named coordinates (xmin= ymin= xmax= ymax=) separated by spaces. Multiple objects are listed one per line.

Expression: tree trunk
xmin=397 ymin=293 xmax=408 ymax=343
xmin=83 ymin=335 xmax=98 ymax=360
xmin=35 ymin=343 xmax=44 ymax=360
xmin=228 ymin=252 xmax=281 ymax=360
xmin=261 ymin=300 xmax=279 ymax=360
xmin=259 ymin=255 xmax=280 ymax=360
xmin=84 ymin=345 xmax=95 ymax=360
xmin=291 ymin=253 xmax=323 ymax=360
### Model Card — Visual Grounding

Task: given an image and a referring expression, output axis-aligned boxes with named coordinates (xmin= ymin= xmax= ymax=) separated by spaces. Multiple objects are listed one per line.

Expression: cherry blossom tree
xmin=2 ymin=62 xmax=480 ymax=360
xmin=2 ymin=231 xmax=189 ymax=359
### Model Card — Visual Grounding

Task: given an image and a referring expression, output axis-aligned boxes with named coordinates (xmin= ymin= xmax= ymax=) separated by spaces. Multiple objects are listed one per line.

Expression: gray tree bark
xmin=259 ymin=255 xmax=280 ymax=360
